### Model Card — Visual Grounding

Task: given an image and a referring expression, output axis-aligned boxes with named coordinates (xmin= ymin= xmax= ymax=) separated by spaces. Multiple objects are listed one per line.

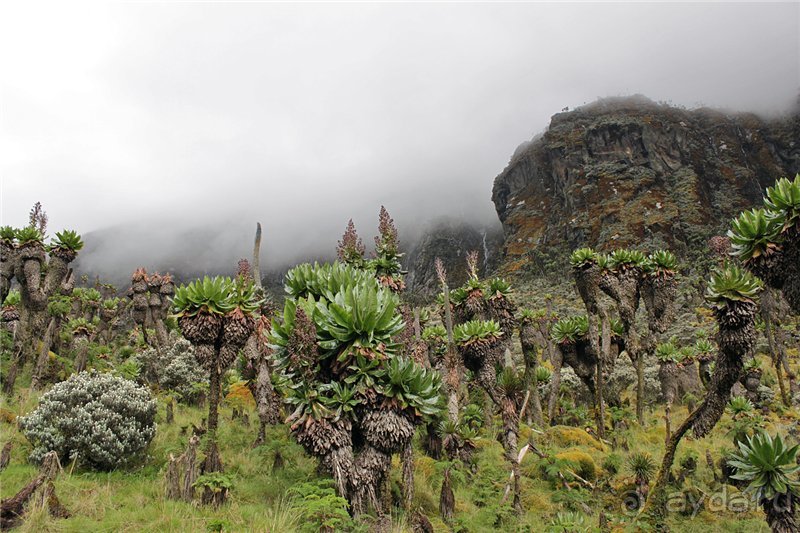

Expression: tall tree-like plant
xmin=648 ymin=264 xmax=763 ymax=524
xmin=271 ymin=261 xmax=440 ymax=516
xmin=3 ymin=226 xmax=81 ymax=392
xmin=570 ymin=247 xmax=607 ymax=438
xmin=173 ymin=275 xmax=261 ymax=506
xmin=598 ymin=249 xmax=648 ymax=424
xmin=730 ymin=175 xmax=800 ymax=312
xmin=453 ymin=318 xmax=524 ymax=511
xmin=518 ymin=309 xmax=545 ymax=427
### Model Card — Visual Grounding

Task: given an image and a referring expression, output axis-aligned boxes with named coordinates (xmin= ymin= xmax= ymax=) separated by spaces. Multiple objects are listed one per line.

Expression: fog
xmin=1 ymin=2 xmax=797 ymax=281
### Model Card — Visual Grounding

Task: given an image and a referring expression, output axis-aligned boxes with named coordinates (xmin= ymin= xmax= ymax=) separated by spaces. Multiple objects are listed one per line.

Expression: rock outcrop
xmin=492 ymin=95 xmax=800 ymax=275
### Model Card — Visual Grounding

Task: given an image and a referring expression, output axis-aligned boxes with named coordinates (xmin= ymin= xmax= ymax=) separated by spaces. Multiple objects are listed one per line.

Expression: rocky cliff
xmin=404 ymin=219 xmax=503 ymax=298
xmin=492 ymin=95 xmax=800 ymax=275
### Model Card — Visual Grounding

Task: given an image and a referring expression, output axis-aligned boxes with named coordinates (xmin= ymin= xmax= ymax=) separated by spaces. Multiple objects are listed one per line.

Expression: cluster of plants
xmin=568 ymin=246 xmax=678 ymax=275
xmin=270 ymin=260 xmax=440 ymax=514
xmin=654 ymin=341 xmax=696 ymax=367
xmin=728 ymin=174 xmax=800 ymax=311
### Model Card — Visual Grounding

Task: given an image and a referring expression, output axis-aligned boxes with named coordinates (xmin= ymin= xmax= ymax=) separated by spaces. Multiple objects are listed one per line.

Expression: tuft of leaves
xmin=728 ymin=208 xmax=782 ymax=261
xmin=729 ymin=432 xmax=800 ymax=502
xmin=705 ymin=264 xmax=763 ymax=307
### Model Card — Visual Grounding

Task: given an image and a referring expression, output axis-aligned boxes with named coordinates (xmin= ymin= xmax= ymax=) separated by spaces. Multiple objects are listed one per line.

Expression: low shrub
xmin=20 ymin=371 xmax=157 ymax=470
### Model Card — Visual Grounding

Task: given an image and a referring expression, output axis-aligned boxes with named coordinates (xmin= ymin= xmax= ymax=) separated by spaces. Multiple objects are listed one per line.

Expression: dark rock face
xmin=492 ymin=95 xmax=800 ymax=275
xmin=404 ymin=219 xmax=503 ymax=297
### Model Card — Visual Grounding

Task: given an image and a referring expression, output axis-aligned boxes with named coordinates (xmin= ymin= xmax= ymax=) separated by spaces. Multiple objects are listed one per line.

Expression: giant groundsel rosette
xmin=270 ymin=261 xmax=440 ymax=515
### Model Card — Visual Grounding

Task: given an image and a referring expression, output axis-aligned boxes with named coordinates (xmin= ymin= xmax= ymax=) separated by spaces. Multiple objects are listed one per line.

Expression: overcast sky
xmin=1 ymin=2 xmax=798 ymax=272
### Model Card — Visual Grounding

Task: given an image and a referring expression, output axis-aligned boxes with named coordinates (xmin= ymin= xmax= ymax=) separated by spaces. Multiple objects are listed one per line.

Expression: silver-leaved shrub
xmin=19 ymin=371 xmax=157 ymax=470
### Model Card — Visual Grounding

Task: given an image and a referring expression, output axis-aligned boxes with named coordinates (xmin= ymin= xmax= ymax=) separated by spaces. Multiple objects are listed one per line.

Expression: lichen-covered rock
xmin=492 ymin=96 xmax=800 ymax=274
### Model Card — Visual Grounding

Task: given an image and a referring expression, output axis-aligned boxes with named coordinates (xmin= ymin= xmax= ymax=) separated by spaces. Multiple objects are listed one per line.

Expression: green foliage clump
xmin=173 ymin=276 xmax=235 ymax=316
xmin=547 ymin=511 xmax=589 ymax=532
xmin=102 ymin=297 xmax=121 ymax=310
xmin=647 ymin=249 xmax=678 ymax=274
xmin=569 ymin=247 xmax=597 ymax=268
xmin=15 ymin=226 xmax=44 ymax=245
xmin=67 ymin=317 xmax=95 ymax=336
xmin=0 ymin=225 xmax=16 ymax=244
xmin=764 ymin=174 xmax=800 ymax=230
xmin=535 ymin=365 xmax=552 ymax=384
xmin=655 ymin=341 xmax=678 ymax=363
xmin=729 ymin=433 xmax=800 ymax=501
xmin=3 ymin=289 xmax=21 ymax=308
xmin=519 ymin=307 xmax=547 ymax=322
xmin=487 ymin=277 xmax=512 ymax=297
xmin=627 ymin=451 xmax=656 ymax=482
xmin=453 ymin=319 xmax=502 ymax=344
xmin=373 ymin=357 xmax=441 ymax=418
xmin=551 ymin=315 xmax=588 ymax=344
xmin=422 ymin=324 xmax=446 ymax=341
xmin=728 ymin=208 xmax=782 ymax=261
xmin=272 ymin=261 xmax=440 ymax=437
xmin=607 ymin=249 xmax=647 ymax=270
xmin=49 ymin=229 xmax=84 ymax=252
xmin=705 ymin=264 xmax=763 ymax=307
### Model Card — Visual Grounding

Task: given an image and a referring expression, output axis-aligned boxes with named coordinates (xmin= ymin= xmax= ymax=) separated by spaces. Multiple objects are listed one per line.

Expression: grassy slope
xmin=0 ymin=383 xmax=781 ymax=532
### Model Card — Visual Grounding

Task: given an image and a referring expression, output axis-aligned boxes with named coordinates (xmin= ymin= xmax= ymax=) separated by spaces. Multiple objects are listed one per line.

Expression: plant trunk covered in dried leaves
xmin=573 ymin=263 xmax=606 ymax=438
xmin=763 ymin=493 xmax=800 ymax=533
xmin=761 ymin=288 xmax=793 ymax=406
xmin=648 ymin=300 xmax=758 ymax=525
xmin=600 ymin=266 xmax=646 ymax=424
xmin=457 ymin=334 xmax=523 ymax=512
xmin=439 ymin=467 xmax=455 ymax=523
xmin=519 ymin=321 xmax=544 ymax=427
xmin=5 ymin=241 xmax=76 ymax=390
xmin=178 ymin=302 xmax=253 ymax=507
xmin=243 ymin=315 xmax=281 ymax=447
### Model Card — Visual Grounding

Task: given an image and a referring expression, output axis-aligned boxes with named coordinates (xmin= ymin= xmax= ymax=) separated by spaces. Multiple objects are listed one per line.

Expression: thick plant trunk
xmin=244 ymin=334 xmax=280 ymax=447
xmin=30 ymin=317 xmax=58 ymax=390
xmin=200 ymin=441 xmax=225 ymax=507
xmin=73 ymin=335 xmax=90 ymax=374
xmin=633 ymin=331 xmax=644 ymax=425
xmin=548 ymin=349 xmax=563 ymax=422
xmin=648 ymin=300 xmax=757 ymax=527
xmin=762 ymin=290 xmax=791 ymax=406
xmin=597 ymin=311 xmax=610 ymax=439
xmin=0 ymin=451 xmax=67 ymax=529
xmin=423 ymin=422 xmax=442 ymax=459
xmin=764 ymin=494 xmax=799 ymax=533
xmin=439 ymin=467 xmax=454 ymax=523
xmin=520 ymin=322 xmax=544 ymax=427
xmin=207 ymin=364 xmax=221 ymax=436
xmin=442 ymin=284 xmax=459 ymax=424
xmin=2 ymin=346 xmax=22 ymax=395
xmin=0 ymin=442 xmax=11 ymax=471
xmin=402 ymin=440 xmax=414 ymax=511
xmin=501 ymin=398 xmax=522 ymax=512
